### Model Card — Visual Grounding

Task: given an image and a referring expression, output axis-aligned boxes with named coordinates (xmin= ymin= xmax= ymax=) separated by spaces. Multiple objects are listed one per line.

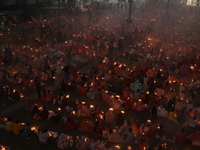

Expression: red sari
xmin=78 ymin=86 xmax=86 ymax=95
xmin=124 ymin=98 xmax=133 ymax=110
xmin=41 ymin=92 xmax=46 ymax=101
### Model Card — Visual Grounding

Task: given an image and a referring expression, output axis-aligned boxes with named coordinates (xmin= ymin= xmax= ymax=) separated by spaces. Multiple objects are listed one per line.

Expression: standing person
xmin=13 ymin=120 xmax=23 ymax=136
xmin=122 ymin=128 xmax=134 ymax=145
xmin=5 ymin=117 xmax=13 ymax=134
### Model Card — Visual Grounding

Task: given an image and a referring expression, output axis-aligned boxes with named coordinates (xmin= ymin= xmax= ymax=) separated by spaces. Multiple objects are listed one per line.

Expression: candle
xmin=121 ymin=111 xmax=125 ymax=114
xmin=109 ymin=108 xmax=113 ymax=111
xmin=127 ymin=146 xmax=132 ymax=150
xmin=57 ymin=107 xmax=61 ymax=111
xmin=31 ymin=127 xmax=36 ymax=131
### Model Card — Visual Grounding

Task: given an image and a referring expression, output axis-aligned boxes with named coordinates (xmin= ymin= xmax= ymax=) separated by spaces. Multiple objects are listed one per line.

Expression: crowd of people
xmin=0 ymin=0 xmax=200 ymax=149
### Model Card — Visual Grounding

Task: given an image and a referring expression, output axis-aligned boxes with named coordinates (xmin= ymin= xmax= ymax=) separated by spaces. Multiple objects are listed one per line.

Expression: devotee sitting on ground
xmin=134 ymin=99 xmax=144 ymax=112
xmin=79 ymin=118 xmax=91 ymax=132
xmin=157 ymin=105 xmax=168 ymax=117
xmin=86 ymin=87 xmax=95 ymax=99
xmin=93 ymin=140 xmax=107 ymax=150
xmin=78 ymin=84 xmax=87 ymax=95
xmin=65 ymin=117 xmax=77 ymax=130
xmin=107 ymin=129 xmax=120 ymax=143
xmin=21 ymin=122 xmax=32 ymax=139
xmin=105 ymin=108 xmax=115 ymax=123
xmin=5 ymin=117 xmax=13 ymax=134
xmin=41 ymin=89 xmax=47 ymax=101
xmin=168 ymin=108 xmax=176 ymax=122
xmin=34 ymin=106 xmax=49 ymax=120
xmin=57 ymin=132 xmax=69 ymax=149
xmin=31 ymin=105 xmax=40 ymax=117
xmin=142 ymin=120 xmax=154 ymax=136
xmin=76 ymin=136 xmax=90 ymax=150
xmin=190 ymin=131 xmax=200 ymax=146
xmin=124 ymin=97 xmax=133 ymax=110
xmin=12 ymin=120 xmax=23 ymax=136
xmin=91 ymin=121 xmax=103 ymax=139
xmin=23 ymin=99 xmax=34 ymax=113
xmin=136 ymin=133 xmax=150 ymax=150
xmin=38 ymin=129 xmax=49 ymax=145
xmin=175 ymin=128 xmax=187 ymax=144
xmin=188 ymin=117 xmax=198 ymax=128
xmin=46 ymin=90 xmax=55 ymax=102
xmin=176 ymin=111 xmax=187 ymax=126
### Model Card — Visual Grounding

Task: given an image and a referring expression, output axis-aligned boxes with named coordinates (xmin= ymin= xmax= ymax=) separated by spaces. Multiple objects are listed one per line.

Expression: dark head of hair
xmin=129 ymin=128 xmax=132 ymax=132
xmin=109 ymin=129 xmax=113 ymax=134
xmin=43 ymin=129 xmax=48 ymax=133
xmin=181 ymin=128 xmax=185 ymax=133
xmin=15 ymin=120 xmax=19 ymax=123
xmin=7 ymin=117 xmax=12 ymax=121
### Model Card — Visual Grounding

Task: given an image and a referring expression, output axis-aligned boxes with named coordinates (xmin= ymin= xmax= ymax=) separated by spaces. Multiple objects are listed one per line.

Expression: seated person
xmin=31 ymin=105 xmax=40 ymax=117
xmin=79 ymin=118 xmax=91 ymax=132
xmin=78 ymin=84 xmax=87 ymax=95
xmin=91 ymin=121 xmax=102 ymax=139
xmin=157 ymin=105 xmax=168 ymax=117
xmin=176 ymin=112 xmax=187 ymax=125
xmin=176 ymin=128 xmax=187 ymax=143
xmin=34 ymin=107 xmax=49 ymax=120
xmin=65 ymin=118 xmax=77 ymax=130
xmin=13 ymin=120 xmax=23 ymax=136
xmin=190 ymin=131 xmax=200 ymax=146
xmin=21 ymin=122 xmax=32 ymax=139
xmin=188 ymin=117 xmax=198 ymax=128
xmin=57 ymin=132 xmax=69 ymax=149
xmin=5 ymin=117 xmax=13 ymax=133
xmin=108 ymin=129 xmax=120 ymax=143
xmin=136 ymin=134 xmax=150 ymax=150
xmin=105 ymin=108 xmax=115 ymax=123
xmin=38 ymin=129 xmax=49 ymax=145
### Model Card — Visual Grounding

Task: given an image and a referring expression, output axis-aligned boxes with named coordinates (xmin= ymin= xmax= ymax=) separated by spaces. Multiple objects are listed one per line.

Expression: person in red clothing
xmin=46 ymin=90 xmax=55 ymax=102
xmin=38 ymin=107 xmax=49 ymax=120
xmin=65 ymin=118 xmax=77 ymax=130
xmin=124 ymin=97 xmax=133 ymax=110
xmin=176 ymin=128 xmax=187 ymax=144
xmin=102 ymin=90 xmax=110 ymax=104
xmin=91 ymin=121 xmax=102 ymax=139
xmin=78 ymin=84 xmax=86 ymax=95
xmin=123 ymin=87 xmax=130 ymax=98
xmin=134 ymin=99 xmax=144 ymax=112
xmin=23 ymin=77 xmax=30 ymax=87
xmin=131 ymin=117 xmax=139 ymax=137
xmin=136 ymin=134 xmax=149 ymax=150
xmin=41 ymin=89 xmax=46 ymax=101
